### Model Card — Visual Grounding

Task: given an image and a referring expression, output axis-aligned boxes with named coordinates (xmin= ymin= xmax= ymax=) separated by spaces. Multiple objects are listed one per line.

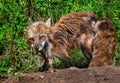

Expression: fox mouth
xmin=32 ymin=41 xmax=46 ymax=51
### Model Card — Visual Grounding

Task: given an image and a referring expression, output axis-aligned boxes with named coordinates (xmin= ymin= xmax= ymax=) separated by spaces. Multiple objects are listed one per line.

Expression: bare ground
xmin=2 ymin=66 xmax=120 ymax=83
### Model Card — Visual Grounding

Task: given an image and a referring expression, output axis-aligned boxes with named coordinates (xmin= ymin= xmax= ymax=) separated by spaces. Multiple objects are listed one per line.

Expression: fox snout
xmin=31 ymin=43 xmax=43 ymax=51
xmin=31 ymin=41 xmax=47 ymax=51
xmin=34 ymin=44 xmax=40 ymax=51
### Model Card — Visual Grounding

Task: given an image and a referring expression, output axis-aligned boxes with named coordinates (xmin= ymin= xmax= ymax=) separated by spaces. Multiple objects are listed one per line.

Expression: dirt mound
xmin=2 ymin=66 xmax=120 ymax=83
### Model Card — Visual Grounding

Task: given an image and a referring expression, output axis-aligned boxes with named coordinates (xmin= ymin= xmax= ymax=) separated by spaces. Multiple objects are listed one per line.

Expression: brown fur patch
xmin=51 ymin=11 xmax=96 ymax=52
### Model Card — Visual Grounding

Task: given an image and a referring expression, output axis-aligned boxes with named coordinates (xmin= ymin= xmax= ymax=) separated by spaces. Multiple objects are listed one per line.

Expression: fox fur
xmin=26 ymin=11 xmax=97 ymax=71
xmin=89 ymin=18 xmax=117 ymax=67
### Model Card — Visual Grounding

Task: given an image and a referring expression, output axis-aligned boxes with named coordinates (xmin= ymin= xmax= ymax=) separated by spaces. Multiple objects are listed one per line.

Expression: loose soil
xmin=2 ymin=66 xmax=120 ymax=83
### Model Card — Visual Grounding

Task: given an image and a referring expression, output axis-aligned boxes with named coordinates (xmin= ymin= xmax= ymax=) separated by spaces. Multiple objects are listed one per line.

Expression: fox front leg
xmin=41 ymin=57 xmax=53 ymax=72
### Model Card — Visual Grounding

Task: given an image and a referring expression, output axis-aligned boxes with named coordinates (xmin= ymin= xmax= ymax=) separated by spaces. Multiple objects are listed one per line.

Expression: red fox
xmin=26 ymin=11 xmax=97 ymax=71
xmin=27 ymin=11 xmax=97 ymax=71
xmin=89 ymin=18 xmax=117 ymax=67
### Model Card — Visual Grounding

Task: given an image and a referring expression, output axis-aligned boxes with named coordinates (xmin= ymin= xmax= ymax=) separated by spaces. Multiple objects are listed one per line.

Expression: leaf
xmin=0 ymin=67 xmax=8 ymax=71
xmin=0 ymin=60 xmax=6 ymax=67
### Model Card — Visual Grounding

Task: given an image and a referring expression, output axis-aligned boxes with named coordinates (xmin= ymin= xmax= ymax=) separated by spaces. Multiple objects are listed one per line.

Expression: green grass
xmin=53 ymin=47 xmax=88 ymax=69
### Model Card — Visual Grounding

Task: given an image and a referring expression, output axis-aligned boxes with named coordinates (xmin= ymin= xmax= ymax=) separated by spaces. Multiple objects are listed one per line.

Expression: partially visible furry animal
xmin=26 ymin=11 xmax=117 ymax=71
xmin=26 ymin=11 xmax=97 ymax=71
xmin=89 ymin=18 xmax=117 ymax=67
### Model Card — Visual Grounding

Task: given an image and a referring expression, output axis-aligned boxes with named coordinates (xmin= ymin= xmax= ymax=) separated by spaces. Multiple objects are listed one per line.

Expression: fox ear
xmin=45 ymin=17 xmax=51 ymax=27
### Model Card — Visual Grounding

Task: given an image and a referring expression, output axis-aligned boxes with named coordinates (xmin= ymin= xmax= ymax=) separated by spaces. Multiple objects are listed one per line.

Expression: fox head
xmin=26 ymin=17 xmax=51 ymax=51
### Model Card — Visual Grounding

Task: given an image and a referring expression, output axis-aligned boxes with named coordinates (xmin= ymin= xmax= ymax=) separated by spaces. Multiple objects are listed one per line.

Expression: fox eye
xmin=27 ymin=38 xmax=34 ymax=43
xmin=39 ymin=35 xmax=45 ymax=39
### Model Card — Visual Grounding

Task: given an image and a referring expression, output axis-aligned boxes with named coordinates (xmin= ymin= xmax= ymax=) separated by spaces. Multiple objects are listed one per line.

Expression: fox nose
xmin=35 ymin=44 xmax=39 ymax=50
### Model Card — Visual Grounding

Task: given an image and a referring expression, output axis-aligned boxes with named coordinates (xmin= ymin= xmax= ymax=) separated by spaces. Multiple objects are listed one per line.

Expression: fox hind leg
xmin=80 ymin=44 xmax=92 ymax=63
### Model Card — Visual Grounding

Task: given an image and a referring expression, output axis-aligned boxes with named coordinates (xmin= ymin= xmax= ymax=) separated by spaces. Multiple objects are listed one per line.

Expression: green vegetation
xmin=0 ymin=0 xmax=120 ymax=78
